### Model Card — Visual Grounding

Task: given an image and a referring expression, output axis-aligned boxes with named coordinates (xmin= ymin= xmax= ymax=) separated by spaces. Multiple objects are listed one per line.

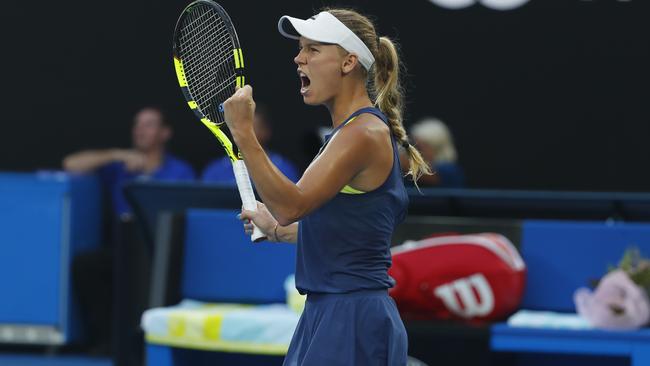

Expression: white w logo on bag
xmin=433 ymin=274 xmax=495 ymax=318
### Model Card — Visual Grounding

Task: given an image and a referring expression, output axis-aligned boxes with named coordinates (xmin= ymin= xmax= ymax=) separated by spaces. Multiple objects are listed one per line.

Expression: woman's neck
xmin=326 ymin=81 xmax=373 ymax=129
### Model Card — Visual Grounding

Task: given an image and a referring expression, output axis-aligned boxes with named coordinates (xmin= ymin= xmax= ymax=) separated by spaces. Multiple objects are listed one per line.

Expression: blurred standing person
xmin=231 ymin=8 xmax=432 ymax=365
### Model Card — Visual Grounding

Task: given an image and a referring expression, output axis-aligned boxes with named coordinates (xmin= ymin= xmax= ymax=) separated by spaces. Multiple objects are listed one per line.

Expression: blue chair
xmin=491 ymin=220 xmax=650 ymax=366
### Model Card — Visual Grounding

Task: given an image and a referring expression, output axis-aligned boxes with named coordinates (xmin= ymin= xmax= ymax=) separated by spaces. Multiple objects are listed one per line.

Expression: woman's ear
xmin=341 ymin=53 xmax=360 ymax=74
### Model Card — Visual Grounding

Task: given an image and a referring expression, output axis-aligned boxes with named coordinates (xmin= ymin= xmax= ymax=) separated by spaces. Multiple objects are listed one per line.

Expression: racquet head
xmin=172 ymin=0 xmax=245 ymax=160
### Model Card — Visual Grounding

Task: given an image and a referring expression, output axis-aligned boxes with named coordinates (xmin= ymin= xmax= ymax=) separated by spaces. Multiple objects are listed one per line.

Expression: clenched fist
xmin=223 ymin=85 xmax=256 ymax=142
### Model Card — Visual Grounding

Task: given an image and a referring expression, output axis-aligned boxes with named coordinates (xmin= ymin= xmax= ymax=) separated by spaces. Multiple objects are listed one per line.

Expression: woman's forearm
xmin=224 ymin=87 xmax=369 ymax=227
xmin=63 ymin=149 xmax=119 ymax=173
xmin=236 ymin=133 xmax=307 ymax=225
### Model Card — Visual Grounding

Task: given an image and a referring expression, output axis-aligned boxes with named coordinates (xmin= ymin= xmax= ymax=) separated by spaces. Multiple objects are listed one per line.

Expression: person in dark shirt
xmin=62 ymin=106 xmax=195 ymax=355
xmin=201 ymin=105 xmax=299 ymax=183
xmin=64 ymin=106 xmax=195 ymax=216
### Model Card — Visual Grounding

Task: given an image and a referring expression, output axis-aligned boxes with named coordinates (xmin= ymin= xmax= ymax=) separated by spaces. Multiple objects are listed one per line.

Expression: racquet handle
xmin=232 ymin=160 xmax=266 ymax=242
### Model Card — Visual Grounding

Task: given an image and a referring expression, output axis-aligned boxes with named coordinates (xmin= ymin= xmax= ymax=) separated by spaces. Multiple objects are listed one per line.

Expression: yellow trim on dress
xmin=335 ymin=115 xmax=367 ymax=194
xmin=340 ymin=185 xmax=365 ymax=194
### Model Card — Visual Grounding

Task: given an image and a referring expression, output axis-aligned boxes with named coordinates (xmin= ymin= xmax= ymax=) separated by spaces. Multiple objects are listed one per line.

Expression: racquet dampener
xmin=173 ymin=0 xmax=265 ymax=242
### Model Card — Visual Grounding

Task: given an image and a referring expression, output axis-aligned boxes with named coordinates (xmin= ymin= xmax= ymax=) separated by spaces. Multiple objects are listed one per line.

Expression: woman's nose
xmin=294 ymin=50 xmax=305 ymax=65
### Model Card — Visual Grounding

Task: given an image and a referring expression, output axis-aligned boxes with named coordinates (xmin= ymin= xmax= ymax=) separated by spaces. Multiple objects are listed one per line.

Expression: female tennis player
xmin=223 ymin=8 xmax=430 ymax=366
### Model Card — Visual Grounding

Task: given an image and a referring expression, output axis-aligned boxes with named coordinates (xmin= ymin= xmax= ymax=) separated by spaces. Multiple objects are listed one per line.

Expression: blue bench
xmin=144 ymin=209 xmax=297 ymax=366
xmin=491 ymin=220 xmax=650 ymax=366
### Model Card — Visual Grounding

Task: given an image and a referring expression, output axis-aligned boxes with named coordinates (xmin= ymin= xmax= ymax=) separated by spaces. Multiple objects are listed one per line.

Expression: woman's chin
xmin=303 ymin=99 xmax=319 ymax=106
xmin=301 ymin=93 xmax=320 ymax=106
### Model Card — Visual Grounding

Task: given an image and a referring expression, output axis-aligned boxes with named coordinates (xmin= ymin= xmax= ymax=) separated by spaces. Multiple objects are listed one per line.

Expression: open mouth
xmin=298 ymin=71 xmax=311 ymax=94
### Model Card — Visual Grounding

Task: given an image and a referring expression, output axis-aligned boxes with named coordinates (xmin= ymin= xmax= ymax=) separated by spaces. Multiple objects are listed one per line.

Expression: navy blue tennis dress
xmin=283 ymin=107 xmax=409 ymax=366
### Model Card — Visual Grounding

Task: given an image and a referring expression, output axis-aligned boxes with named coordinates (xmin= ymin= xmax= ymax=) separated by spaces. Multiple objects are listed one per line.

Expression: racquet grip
xmin=232 ymin=160 xmax=266 ymax=242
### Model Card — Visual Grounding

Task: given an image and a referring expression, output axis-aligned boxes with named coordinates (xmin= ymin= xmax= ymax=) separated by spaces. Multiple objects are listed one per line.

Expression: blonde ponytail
xmin=326 ymin=8 xmax=432 ymax=184
xmin=373 ymin=37 xmax=431 ymax=183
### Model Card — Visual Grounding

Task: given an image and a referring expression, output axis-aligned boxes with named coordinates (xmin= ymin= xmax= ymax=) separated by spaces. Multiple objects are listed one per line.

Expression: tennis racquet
xmin=173 ymin=0 xmax=264 ymax=242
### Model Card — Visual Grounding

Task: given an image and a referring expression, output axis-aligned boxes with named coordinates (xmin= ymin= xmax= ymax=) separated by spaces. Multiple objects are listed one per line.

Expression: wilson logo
xmin=433 ymin=274 xmax=495 ymax=318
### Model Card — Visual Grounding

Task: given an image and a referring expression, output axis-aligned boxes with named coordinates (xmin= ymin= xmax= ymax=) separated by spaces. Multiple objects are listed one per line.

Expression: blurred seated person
xmin=201 ymin=105 xmax=299 ymax=183
xmin=64 ymin=106 xmax=195 ymax=217
xmin=62 ymin=106 xmax=195 ymax=355
xmin=403 ymin=118 xmax=465 ymax=188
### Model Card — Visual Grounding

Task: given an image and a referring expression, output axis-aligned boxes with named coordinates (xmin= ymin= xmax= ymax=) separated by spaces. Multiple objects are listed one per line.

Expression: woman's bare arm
xmin=224 ymin=86 xmax=389 ymax=226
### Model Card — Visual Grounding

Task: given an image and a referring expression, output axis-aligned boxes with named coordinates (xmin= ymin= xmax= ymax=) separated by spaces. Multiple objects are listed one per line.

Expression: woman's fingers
xmin=239 ymin=209 xmax=255 ymax=221
xmin=239 ymin=209 xmax=256 ymax=236
xmin=239 ymin=201 xmax=274 ymax=237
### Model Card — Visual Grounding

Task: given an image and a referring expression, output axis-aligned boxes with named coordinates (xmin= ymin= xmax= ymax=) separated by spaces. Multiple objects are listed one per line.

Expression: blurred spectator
xmin=62 ymin=106 xmax=194 ymax=355
xmin=202 ymin=105 xmax=300 ymax=183
xmin=63 ymin=106 xmax=195 ymax=216
xmin=407 ymin=118 xmax=465 ymax=188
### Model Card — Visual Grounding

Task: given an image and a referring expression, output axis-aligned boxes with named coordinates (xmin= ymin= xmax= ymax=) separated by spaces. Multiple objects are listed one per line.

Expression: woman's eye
xmin=310 ymin=47 xmax=318 ymax=53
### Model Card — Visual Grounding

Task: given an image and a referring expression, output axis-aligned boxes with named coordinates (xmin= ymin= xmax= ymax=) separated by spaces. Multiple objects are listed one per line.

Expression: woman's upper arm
xmin=289 ymin=118 xmax=379 ymax=220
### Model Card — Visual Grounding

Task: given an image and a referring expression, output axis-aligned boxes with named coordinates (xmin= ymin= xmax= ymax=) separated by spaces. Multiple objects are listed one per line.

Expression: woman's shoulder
xmin=341 ymin=112 xmax=389 ymax=141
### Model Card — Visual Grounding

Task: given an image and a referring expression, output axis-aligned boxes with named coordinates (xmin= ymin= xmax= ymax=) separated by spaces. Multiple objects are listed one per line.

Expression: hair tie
xmin=376 ymin=35 xmax=381 ymax=45
xmin=401 ymin=140 xmax=410 ymax=149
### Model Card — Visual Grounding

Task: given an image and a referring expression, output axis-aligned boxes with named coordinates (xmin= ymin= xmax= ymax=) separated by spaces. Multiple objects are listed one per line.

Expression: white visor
xmin=278 ymin=11 xmax=375 ymax=71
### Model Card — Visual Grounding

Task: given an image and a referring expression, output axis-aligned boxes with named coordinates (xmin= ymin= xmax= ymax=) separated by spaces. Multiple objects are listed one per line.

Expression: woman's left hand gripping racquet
xmin=172 ymin=0 xmax=265 ymax=242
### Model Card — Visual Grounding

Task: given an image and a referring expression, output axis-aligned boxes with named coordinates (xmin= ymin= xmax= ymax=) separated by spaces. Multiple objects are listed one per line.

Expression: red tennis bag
xmin=388 ymin=233 xmax=526 ymax=322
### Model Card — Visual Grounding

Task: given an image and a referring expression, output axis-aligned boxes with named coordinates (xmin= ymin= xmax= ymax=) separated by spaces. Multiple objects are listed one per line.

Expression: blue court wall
xmin=0 ymin=172 xmax=102 ymax=344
